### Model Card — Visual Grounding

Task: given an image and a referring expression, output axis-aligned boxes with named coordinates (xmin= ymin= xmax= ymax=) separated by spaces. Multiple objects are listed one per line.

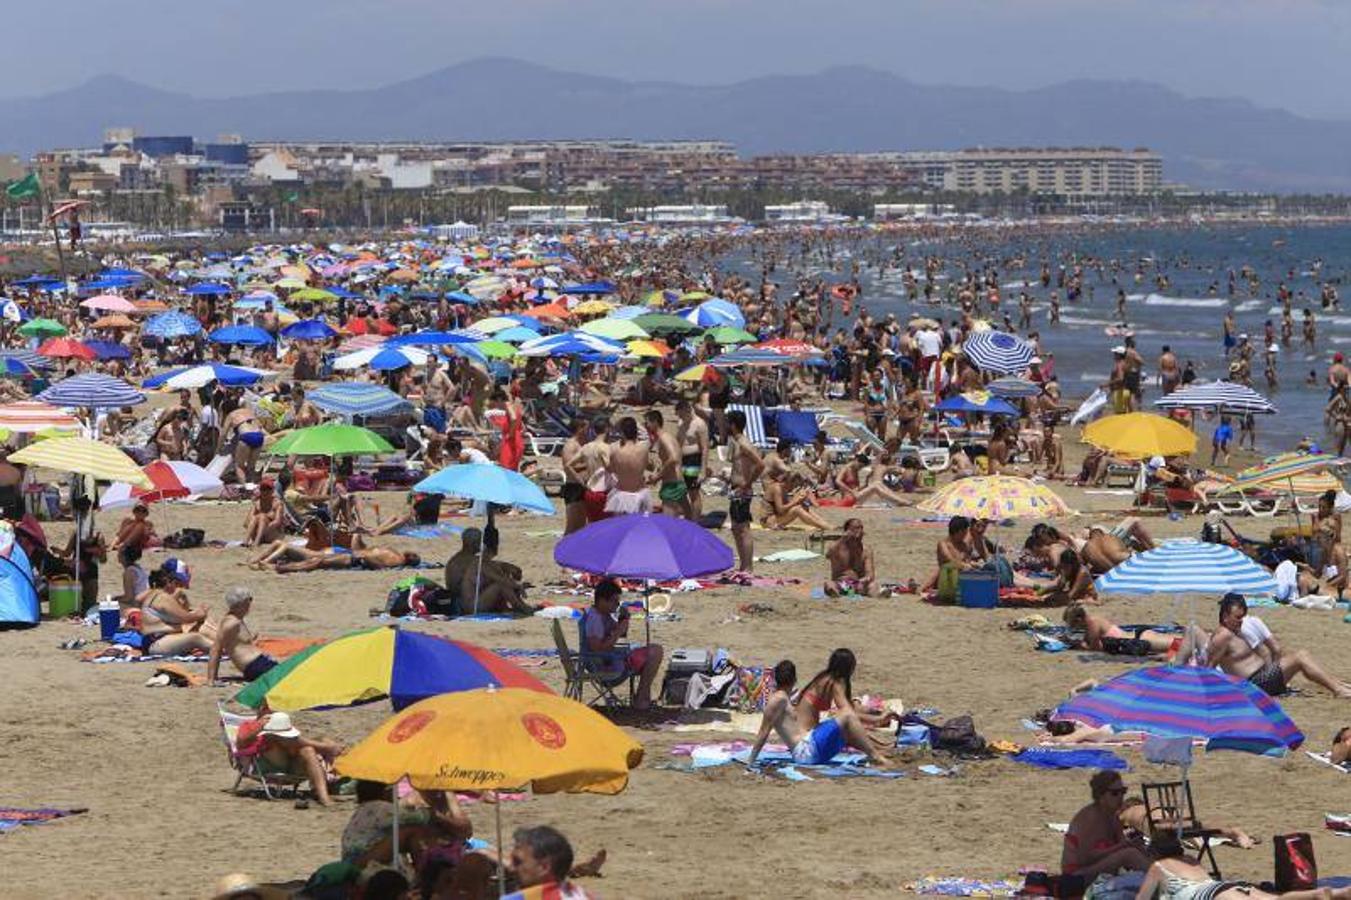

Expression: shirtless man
xmin=825 ymin=518 xmax=876 ymax=596
xmin=560 ymin=418 xmax=591 ymax=534
xmin=1158 ymin=345 xmax=1180 ymax=395
xmin=207 ymin=587 xmax=278 ymax=684
xmin=459 ymin=528 xmax=533 ymax=616
xmin=920 ymin=515 xmax=979 ymax=591
xmin=274 ymin=545 xmax=421 ymax=574
xmin=579 ymin=416 xmax=612 ymax=523
xmin=726 ymin=409 xmax=764 ymax=572
xmin=290 ymin=385 xmax=321 ymax=429
xmin=674 ymin=399 xmax=709 ymax=519
xmin=604 ymin=416 xmax=652 ymax=515
xmin=1206 ymin=593 xmax=1351 ymax=698
xmin=643 ymin=410 xmax=690 ymax=519
xmin=424 ymin=356 xmax=455 ymax=422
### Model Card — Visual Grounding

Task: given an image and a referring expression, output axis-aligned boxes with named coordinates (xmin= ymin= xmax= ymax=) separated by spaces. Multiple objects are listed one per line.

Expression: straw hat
xmin=210 ymin=873 xmax=288 ymax=900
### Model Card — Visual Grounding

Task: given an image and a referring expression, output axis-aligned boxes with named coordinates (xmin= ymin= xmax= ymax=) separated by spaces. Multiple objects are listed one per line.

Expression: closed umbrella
xmin=1094 ymin=538 xmax=1279 ymax=596
xmin=961 ymin=331 xmax=1035 ymax=375
xmin=39 ymin=373 xmax=145 ymax=408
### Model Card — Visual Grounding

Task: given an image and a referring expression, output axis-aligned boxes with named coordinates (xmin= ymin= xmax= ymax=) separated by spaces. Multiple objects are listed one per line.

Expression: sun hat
xmin=260 ymin=712 xmax=301 ymax=739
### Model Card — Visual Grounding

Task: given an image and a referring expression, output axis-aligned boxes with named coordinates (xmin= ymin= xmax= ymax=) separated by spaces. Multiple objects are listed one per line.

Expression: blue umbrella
xmin=961 ymin=331 xmax=1035 ymax=375
xmin=710 ymin=348 xmax=791 ymax=368
xmin=281 ymin=319 xmax=338 ymax=341
xmin=143 ymin=311 xmax=203 ymax=339
xmin=934 ymin=392 xmax=1020 ymax=417
xmin=82 ymin=340 xmax=132 ymax=361
xmin=12 ymin=275 xmax=61 ymax=288
xmin=685 ymin=298 xmax=746 ymax=329
xmin=445 ymin=291 xmax=479 ymax=305
xmin=494 ymin=326 xmax=546 ymax=344
xmin=82 ymin=276 xmax=141 ymax=291
xmin=0 ymin=357 xmax=36 ymax=376
xmin=561 ymin=281 xmax=617 ymax=295
xmin=387 ymin=330 xmax=481 ymax=348
xmin=987 ymin=377 xmax=1044 ymax=399
xmin=97 ymin=268 xmax=145 ymax=280
xmin=326 ymin=286 xmax=362 ymax=300
xmin=144 ymin=363 xmax=274 ymax=390
xmin=308 ymin=382 xmax=413 ymax=419
xmin=517 ymin=332 xmax=622 ymax=358
xmin=413 ymin=464 xmax=553 ymax=514
xmin=185 ymin=282 xmax=233 ymax=296
xmin=39 ymin=373 xmax=145 ymax=408
xmin=0 ymin=349 xmax=52 ymax=370
xmin=1094 ymin=539 xmax=1279 ymax=596
xmin=208 ymin=325 xmax=276 ymax=347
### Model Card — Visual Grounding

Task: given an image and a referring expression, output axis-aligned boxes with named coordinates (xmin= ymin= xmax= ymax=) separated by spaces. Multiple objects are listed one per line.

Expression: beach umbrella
xmin=570 ymin=299 xmax=615 ymax=316
xmin=754 ymin=337 xmax=822 ymax=357
xmin=307 ymin=382 xmax=412 ymax=419
xmin=685 ymin=298 xmax=746 ymax=329
xmin=0 ymin=402 xmax=79 ymax=433
xmin=961 ymin=330 xmax=1035 ymax=375
xmin=517 ymin=333 xmax=621 ymax=359
xmin=609 ymin=305 xmax=651 ymax=320
xmin=91 ymin=314 xmax=136 ymax=330
xmin=934 ymin=390 xmax=1019 ymax=417
xmin=578 ymin=317 xmax=649 ymax=341
xmin=0 ymin=299 xmax=23 ymax=324
xmin=234 ymin=628 xmax=551 ymax=712
xmin=39 ymin=373 xmax=144 ymax=408
xmin=9 ymin=437 xmax=151 ymax=488
xmin=280 ymin=319 xmax=338 ymax=341
xmin=1153 ymin=381 xmax=1277 ymax=415
xmin=987 ymin=377 xmax=1043 ymax=399
xmin=80 ymin=294 xmax=137 ymax=313
xmin=208 ymin=324 xmax=275 ymax=347
xmin=1083 ymin=412 xmax=1197 ymax=460
xmin=642 ymin=289 xmax=679 ymax=308
xmin=474 ymin=316 xmax=541 ymax=335
xmin=0 ymin=350 xmax=51 ymax=372
xmin=457 ymin=340 xmax=516 ymax=360
xmin=288 ymin=287 xmax=338 ymax=303
xmin=83 ymin=340 xmax=132 ymax=361
xmin=386 ymin=330 xmax=480 ymax=348
xmin=332 ymin=345 xmax=429 ymax=372
xmin=144 ymin=363 xmax=276 ymax=390
xmin=36 ymin=338 xmax=96 ymax=361
xmin=413 ymin=463 xmax=553 ymax=514
xmin=634 ymin=313 xmax=700 ymax=336
xmin=626 ymin=339 xmax=671 ymax=359
xmin=184 ymin=282 xmax=232 ymax=296
xmin=1093 ymin=538 xmax=1278 ymax=597
xmin=234 ymin=290 xmax=279 ymax=308
xmin=1052 ymin=665 xmax=1302 ymax=755
xmin=917 ymin=474 xmax=1073 ymax=519
xmin=17 ymin=318 xmax=66 ymax=338
xmin=1230 ymin=451 xmax=1350 ymax=492
xmin=709 ymin=348 xmax=793 ymax=368
xmin=267 ymin=423 xmax=394 ymax=457
xmin=132 ymin=299 xmax=170 ymax=314
xmin=704 ymin=326 xmax=757 ymax=345
xmin=561 ymin=280 xmax=617 ymax=295
xmin=143 ymin=311 xmax=203 ymax=339
xmin=100 ymin=459 xmax=224 ymax=508
xmin=555 ymin=514 xmax=733 ymax=581
xmin=335 ymin=687 xmax=643 ymax=888
xmin=674 ymin=364 xmax=722 ymax=384
xmin=522 ymin=301 xmax=570 ymax=320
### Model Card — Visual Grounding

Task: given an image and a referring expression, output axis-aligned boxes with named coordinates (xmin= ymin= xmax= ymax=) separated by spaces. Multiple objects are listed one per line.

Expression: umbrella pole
xmin=474 ymin=505 xmax=494 ymax=615
xmin=495 ymin=797 xmax=506 ymax=897
xmin=644 ymin=581 xmax=652 ymax=649
xmin=392 ymin=788 xmax=401 ymax=874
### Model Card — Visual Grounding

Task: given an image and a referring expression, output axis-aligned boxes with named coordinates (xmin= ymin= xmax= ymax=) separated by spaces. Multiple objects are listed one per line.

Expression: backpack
xmin=929 ymin=715 xmax=987 ymax=756
xmin=162 ymin=528 xmax=205 ymax=549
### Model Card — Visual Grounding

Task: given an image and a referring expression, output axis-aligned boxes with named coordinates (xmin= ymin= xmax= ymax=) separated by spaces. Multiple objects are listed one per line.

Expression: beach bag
xmin=162 ymin=528 xmax=204 ymax=549
xmin=930 ymin=715 xmax=986 ymax=756
xmin=1274 ymin=832 xmax=1316 ymax=892
xmin=1101 ymin=637 xmax=1152 ymax=657
xmin=983 ymin=555 xmax=1015 ymax=588
xmin=936 ymin=563 xmax=962 ymax=603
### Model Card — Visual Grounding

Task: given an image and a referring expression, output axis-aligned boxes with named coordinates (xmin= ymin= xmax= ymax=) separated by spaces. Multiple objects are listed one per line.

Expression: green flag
xmin=5 ymin=172 xmax=39 ymax=200
xmin=284 ymin=191 xmax=300 ymax=203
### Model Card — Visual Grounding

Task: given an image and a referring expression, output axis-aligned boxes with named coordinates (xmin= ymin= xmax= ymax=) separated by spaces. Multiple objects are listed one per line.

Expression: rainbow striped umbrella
xmin=1053 ymin=665 xmax=1302 ymax=755
xmin=917 ymin=475 xmax=1073 ymax=519
xmin=1230 ymin=451 xmax=1350 ymax=492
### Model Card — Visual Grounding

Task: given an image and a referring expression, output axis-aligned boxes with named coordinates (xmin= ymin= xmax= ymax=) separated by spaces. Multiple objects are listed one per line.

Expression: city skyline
xmin=6 ymin=0 xmax=1351 ymax=121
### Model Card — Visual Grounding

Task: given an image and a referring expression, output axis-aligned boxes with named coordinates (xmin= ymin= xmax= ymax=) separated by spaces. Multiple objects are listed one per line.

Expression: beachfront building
xmin=625 ymin=204 xmax=735 ymax=224
xmin=763 ymin=201 xmax=848 ymax=224
xmin=504 ymin=205 xmax=609 ymax=227
xmin=429 ymin=221 xmax=481 ymax=241
xmin=886 ymin=147 xmax=1162 ymax=196
xmin=873 ymin=202 xmax=958 ymax=220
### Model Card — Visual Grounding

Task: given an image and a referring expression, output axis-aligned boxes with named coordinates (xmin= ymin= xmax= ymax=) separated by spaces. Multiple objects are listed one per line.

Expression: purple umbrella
xmin=553 ymin=513 xmax=733 ymax=580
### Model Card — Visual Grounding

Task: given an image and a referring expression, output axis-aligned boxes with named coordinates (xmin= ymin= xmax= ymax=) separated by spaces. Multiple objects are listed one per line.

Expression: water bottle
xmin=98 ymin=597 xmax=120 ymax=643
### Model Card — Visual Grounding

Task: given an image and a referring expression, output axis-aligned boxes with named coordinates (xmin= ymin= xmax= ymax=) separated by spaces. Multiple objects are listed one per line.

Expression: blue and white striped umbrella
xmin=144 ymin=363 xmax=276 ymax=390
xmin=684 ymin=298 xmax=746 ymax=329
xmin=710 ymin=348 xmax=793 ymax=368
xmin=143 ymin=311 xmax=203 ymax=339
xmin=1154 ymin=381 xmax=1277 ymax=415
xmin=387 ymin=330 xmax=483 ymax=348
xmin=1094 ymin=539 xmax=1278 ymax=596
xmin=307 ymin=382 xmax=413 ymax=419
xmin=517 ymin=332 xmax=622 ymax=358
xmin=0 ymin=349 xmax=52 ymax=370
xmin=39 ymin=373 xmax=145 ymax=408
xmin=988 ymin=377 xmax=1044 ymax=398
xmin=961 ymin=330 xmax=1035 ymax=375
xmin=332 ymin=345 xmax=430 ymax=372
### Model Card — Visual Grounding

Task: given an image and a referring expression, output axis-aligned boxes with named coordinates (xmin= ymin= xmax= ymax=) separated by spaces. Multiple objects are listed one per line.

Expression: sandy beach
xmin=2 ymin=431 xmax=1349 ymax=899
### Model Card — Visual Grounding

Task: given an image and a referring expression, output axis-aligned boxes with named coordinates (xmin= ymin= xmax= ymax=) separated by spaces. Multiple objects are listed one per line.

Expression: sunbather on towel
xmin=824 ymin=518 xmax=876 ymax=597
xmin=274 ymin=546 xmax=421 ymax=574
xmin=1136 ymin=832 xmax=1331 ymax=900
xmin=748 ymin=659 xmax=893 ymax=769
xmin=207 ymin=587 xmax=278 ymax=685
xmin=1063 ymin=605 xmax=1205 ymax=658
xmin=1332 ymin=726 xmax=1351 ymax=766
xmin=1117 ymin=798 xmax=1256 ymax=850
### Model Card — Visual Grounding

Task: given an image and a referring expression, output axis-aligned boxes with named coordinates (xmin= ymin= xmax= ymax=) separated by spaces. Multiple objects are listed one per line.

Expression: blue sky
xmin=15 ymin=0 xmax=1350 ymax=119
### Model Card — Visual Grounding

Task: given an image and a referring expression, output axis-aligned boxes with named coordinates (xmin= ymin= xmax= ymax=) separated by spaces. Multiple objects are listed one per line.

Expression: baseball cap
xmin=161 ymin=557 xmax=192 ymax=586
xmin=1336 ymin=352 xmax=1344 ymax=363
xmin=1147 ymin=455 xmax=1166 ymax=470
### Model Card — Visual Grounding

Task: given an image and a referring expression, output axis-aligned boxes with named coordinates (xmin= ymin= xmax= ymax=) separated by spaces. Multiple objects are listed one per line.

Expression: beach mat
xmin=391 ymin=522 xmax=464 ymax=540
xmin=0 ymin=807 xmax=86 ymax=834
xmin=1010 ymin=748 xmax=1129 ymax=771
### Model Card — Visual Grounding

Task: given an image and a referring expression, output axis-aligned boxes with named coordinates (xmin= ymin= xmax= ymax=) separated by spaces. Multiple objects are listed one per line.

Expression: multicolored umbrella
xmin=0 ymin=401 xmax=80 ymax=433
xmin=554 ymin=513 xmax=734 ymax=581
xmin=1094 ymin=539 xmax=1278 ymax=596
xmin=9 ymin=437 xmax=151 ymax=488
xmin=1230 ymin=451 xmax=1350 ymax=492
xmin=267 ymin=423 xmax=394 ymax=457
xmin=100 ymin=460 xmax=224 ymax=508
xmin=1052 ymin=665 xmax=1303 ymax=755
xmin=234 ymin=628 xmax=551 ymax=712
xmin=332 ymin=345 xmax=430 ymax=372
xmin=1083 ymin=412 xmax=1197 ymax=460
xmin=934 ymin=390 xmax=1019 ymax=417
xmin=307 ymin=382 xmax=412 ymax=419
xmin=334 ymin=687 xmax=643 ymax=793
xmin=917 ymin=475 xmax=1073 ymax=518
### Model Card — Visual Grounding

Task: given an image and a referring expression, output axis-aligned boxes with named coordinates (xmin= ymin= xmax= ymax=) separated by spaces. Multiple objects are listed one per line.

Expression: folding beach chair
xmin=549 ymin=618 xmax=635 ymax=709
xmin=1142 ymin=780 xmax=1224 ymax=878
xmin=728 ymin=403 xmax=773 ymax=450
xmin=217 ymin=704 xmax=308 ymax=801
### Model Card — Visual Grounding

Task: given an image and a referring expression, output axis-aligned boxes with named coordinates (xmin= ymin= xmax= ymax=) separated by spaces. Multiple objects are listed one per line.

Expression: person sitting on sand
xmin=207 ymin=587 xmax=278 ymax=684
xmin=459 ymin=527 xmax=533 ymax=616
xmin=242 ymin=480 xmax=286 ymax=548
xmin=1061 ymin=770 xmax=1151 ymax=878
xmin=1039 ymin=548 xmax=1098 ymax=606
xmin=1136 ymin=830 xmax=1339 ymax=900
xmin=138 ymin=569 xmax=215 ymax=656
xmin=235 ymin=712 xmax=344 ymax=807
xmin=581 ymin=579 xmax=664 ymax=710
xmin=791 ymin=649 xmax=900 ymax=756
xmin=1207 ymin=593 xmax=1351 ymax=698
xmin=920 ymin=515 xmax=980 ymax=591
xmin=341 ymin=780 xmax=472 ymax=868
xmin=368 ymin=491 xmax=444 ymax=537
xmin=110 ymin=502 xmax=157 ymax=561
xmin=824 ymin=518 xmax=876 ymax=597
xmin=1063 ymin=604 xmax=1206 ymax=658
xmin=760 ymin=441 xmax=832 ymax=530
xmin=837 ymin=451 xmax=912 ymax=507
xmin=748 ymin=659 xmax=893 ymax=769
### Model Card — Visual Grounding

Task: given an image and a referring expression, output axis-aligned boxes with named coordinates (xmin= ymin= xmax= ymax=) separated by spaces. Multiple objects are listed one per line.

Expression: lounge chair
xmin=217 ymin=704 xmax=307 ymax=801
xmin=728 ymin=403 xmax=773 ymax=450
xmin=1142 ymin=780 xmax=1223 ymax=878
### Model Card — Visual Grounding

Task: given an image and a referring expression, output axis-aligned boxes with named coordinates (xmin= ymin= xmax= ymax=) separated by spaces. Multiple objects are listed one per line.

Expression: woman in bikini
xmin=137 ymin=570 xmax=214 ymax=656
xmin=792 ymin=649 xmax=900 ymax=757
xmin=1041 ymin=548 xmax=1098 ymax=606
xmin=837 ymin=453 xmax=911 ymax=507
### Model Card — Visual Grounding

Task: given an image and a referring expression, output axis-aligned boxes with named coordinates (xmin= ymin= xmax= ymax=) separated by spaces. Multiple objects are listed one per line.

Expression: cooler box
xmin=958 ymin=571 xmax=999 ymax=609
xmin=661 ymin=648 xmax=714 ymax=707
xmin=47 ymin=580 xmax=80 ymax=618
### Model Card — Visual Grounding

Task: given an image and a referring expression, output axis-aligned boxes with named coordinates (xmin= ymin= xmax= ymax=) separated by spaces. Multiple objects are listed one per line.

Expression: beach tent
xmin=0 ymin=537 xmax=38 ymax=629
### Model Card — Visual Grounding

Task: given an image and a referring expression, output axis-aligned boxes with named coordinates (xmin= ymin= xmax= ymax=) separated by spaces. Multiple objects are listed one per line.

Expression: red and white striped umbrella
xmin=0 ymin=401 xmax=82 ymax=434
xmin=100 ymin=460 xmax=224 ymax=508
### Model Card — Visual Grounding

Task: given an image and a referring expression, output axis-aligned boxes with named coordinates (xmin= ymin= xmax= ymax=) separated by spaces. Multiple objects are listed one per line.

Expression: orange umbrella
xmin=386 ymin=269 xmax=420 ymax=283
xmin=132 ymin=299 xmax=170 ymax=314
xmin=92 ymin=314 xmax=135 ymax=329
xmin=521 ymin=302 xmax=571 ymax=320
xmin=510 ymin=258 xmax=541 ymax=269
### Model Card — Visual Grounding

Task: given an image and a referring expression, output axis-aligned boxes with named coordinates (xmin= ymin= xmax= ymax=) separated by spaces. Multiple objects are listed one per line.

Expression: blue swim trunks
xmin=792 ymin=717 xmax=844 ymax=765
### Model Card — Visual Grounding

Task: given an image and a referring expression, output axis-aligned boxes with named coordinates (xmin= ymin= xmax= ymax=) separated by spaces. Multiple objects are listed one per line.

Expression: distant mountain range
xmin=6 ymin=57 xmax=1351 ymax=193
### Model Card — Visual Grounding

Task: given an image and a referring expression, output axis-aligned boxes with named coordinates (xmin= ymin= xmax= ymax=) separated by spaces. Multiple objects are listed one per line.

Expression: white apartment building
xmin=504 ymin=205 xmax=605 ymax=226
xmin=625 ymin=204 xmax=733 ymax=223
xmin=887 ymin=148 xmax=1161 ymax=196
xmin=763 ymin=201 xmax=842 ymax=223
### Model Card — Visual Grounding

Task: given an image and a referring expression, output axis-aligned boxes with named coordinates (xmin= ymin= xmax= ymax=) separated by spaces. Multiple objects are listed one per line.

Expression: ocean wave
xmin=1142 ymin=294 xmax=1229 ymax=308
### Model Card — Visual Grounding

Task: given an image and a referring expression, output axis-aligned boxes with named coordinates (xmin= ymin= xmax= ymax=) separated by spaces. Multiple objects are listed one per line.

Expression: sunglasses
xmin=1106 ymin=787 xmax=1128 ymax=796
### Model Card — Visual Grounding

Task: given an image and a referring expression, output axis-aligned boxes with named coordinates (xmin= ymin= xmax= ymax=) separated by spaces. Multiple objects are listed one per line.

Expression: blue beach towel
xmin=1011 ymin=748 xmax=1129 ymax=771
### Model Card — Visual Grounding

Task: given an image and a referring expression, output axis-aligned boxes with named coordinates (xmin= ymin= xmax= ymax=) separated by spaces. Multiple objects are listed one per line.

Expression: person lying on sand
xmin=1063 ymin=604 xmax=1207 ymax=658
xmin=1136 ymin=832 xmax=1331 ymax=900
xmin=273 ymin=546 xmax=421 ymax=574
xmin=748 ymin=659 xmax=893 ymax=769
xmin=1118 ymin=797 xmax=1256 ymax=850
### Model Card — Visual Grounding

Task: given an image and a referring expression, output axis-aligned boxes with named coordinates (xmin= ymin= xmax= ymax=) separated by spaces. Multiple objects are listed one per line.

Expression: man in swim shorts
xmin=1207 ymin=593 xmax=1351 ymax=698
xmin=727 ymin=410 xmax=764 ymax=572
xmin=645 ymin=409 xmax=692 ymax=519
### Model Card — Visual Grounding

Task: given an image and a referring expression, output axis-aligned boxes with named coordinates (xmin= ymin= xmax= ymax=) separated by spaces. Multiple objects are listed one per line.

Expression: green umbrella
xmin=474 ymin=340 xmax=518 ymax=359
xmin=579 ymin=317 xmax=649 ymax=341
xmin=267 ymin=423 xmax=394 ymax=457
xmin=705 ymin=326 xmax=757 ymax=345
xmin=634 ymin=313 xmax=700 ymax=336
xmin=18 ymin=318 xmax=67 ymax=338
xmin=289 ymin=287 xmax=338 ymax=303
